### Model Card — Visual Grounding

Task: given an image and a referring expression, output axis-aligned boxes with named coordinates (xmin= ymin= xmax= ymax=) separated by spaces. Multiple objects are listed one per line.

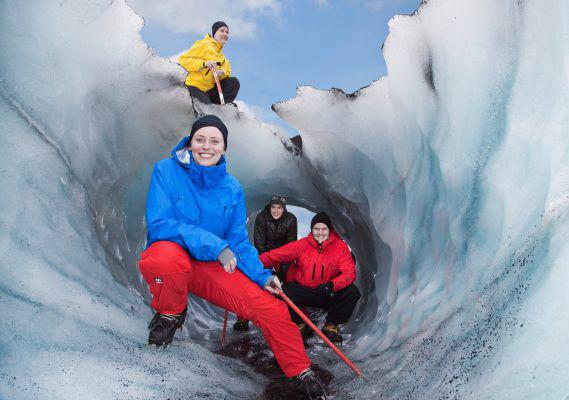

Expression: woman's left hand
xmin=218 ymin=247 xmax=237 ymax=274
xmin=213 ymin=69 xmax=224 ymax=77
xmin=224 ymin=257 xmax=237 ymax=274
xmin=264 ymin=275 xmax=282 ymax=294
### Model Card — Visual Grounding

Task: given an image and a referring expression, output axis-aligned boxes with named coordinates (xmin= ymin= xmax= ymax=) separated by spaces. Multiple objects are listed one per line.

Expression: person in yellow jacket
xmin=178 ymin=21 xmax=240 ymax=105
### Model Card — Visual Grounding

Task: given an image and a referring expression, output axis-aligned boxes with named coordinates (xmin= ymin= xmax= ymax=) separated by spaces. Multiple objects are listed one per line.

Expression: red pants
xmin=138 ymin=241 xmax=311 ymax=377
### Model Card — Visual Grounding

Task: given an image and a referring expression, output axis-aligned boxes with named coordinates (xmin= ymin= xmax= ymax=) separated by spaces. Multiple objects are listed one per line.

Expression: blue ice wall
xmin=1 ymin=0 xmax=568 ymax=399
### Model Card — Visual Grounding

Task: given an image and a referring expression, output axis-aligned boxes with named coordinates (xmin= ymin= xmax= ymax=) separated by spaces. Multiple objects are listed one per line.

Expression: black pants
xmin=188 ymin=77 xmax=240 ymax=104
xmin=282 ymin=282 xmax=361 ymax=325
xmin=275 ymin=263 xmax=291 ymax=283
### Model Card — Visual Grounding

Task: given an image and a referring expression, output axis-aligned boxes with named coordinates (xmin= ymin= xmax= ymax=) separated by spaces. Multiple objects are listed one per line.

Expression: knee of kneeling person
xmin=282 ymin=281 xmax=300 ymax=292
xmin=228 ymin=76 xmax=240 ymax=88
xmin=345 ymin=284 xmax=362 ymax=300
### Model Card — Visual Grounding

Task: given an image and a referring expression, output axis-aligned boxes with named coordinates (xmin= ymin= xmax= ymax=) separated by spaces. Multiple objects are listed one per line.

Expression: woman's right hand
xmin=204 ymin=60 xmax=217 ymax=69
xmin=264 ymin=275 xmax=282 ymax=294
xmin=218 ymin=247 xmax=237 ymax=274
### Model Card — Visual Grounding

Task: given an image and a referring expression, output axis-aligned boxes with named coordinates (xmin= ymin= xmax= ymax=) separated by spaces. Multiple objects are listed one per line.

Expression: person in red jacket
xmin=259 ymin=212 xmax=361 ymax=344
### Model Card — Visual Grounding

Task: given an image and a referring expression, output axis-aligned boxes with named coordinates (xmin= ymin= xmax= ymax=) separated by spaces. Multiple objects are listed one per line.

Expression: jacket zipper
xmin=316 ymin=244 xmax=323 ymax=280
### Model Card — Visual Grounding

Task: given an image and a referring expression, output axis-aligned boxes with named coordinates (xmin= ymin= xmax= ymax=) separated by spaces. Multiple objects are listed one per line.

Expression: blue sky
xmin=132 ymin=0 xmax=420 ymax=130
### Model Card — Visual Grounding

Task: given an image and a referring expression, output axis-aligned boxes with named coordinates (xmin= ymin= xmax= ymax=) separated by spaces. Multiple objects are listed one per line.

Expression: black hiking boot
xmin=233 ymin=318 xmax=250 ymax=332
xmin=322 ymin=322 xmax=342 ymax=344
xmin=295 ymin=367 xmax=326 ymax=399
xmin=148 ymin=307 xmax=187 ymax=347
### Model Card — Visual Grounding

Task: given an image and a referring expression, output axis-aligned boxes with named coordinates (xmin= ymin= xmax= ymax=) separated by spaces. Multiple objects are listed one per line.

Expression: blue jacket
xmin=145 ymin=137 xmax=272 ymax=288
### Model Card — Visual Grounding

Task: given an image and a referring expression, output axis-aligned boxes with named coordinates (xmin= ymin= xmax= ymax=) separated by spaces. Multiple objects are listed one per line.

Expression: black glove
xmin=316 ymin=282 xmax=334 ymax=299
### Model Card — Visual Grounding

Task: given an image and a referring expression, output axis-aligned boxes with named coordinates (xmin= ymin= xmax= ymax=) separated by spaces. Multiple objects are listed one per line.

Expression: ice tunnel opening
xmin=93 ymin=132 xmax=393 ymax=353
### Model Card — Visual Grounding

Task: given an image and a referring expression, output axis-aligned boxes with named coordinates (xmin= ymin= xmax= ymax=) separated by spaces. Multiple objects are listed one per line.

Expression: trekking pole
xmin=275 ymin=287 xmax=367 ymax=381
xmin=221 ymin=309 xmax=229 ymax=346
xmin=210 ymin=66 xmax=225 ymax=105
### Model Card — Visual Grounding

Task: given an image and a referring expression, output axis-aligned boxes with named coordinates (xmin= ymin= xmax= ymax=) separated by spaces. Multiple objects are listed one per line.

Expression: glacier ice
xmin=1 ymin=0 xmax=569 ymax=399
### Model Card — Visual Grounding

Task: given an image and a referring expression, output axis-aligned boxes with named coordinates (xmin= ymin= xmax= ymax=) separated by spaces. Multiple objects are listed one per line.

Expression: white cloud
xmin=127 ymin=0 xmax=281 ymax=39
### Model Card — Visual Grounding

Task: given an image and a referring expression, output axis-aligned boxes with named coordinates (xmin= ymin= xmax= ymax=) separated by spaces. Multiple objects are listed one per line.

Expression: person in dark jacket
xmin=138 ymin=115 xmax=325 ymax=398
xmin=260 ymin=212 xmax=361 ymax=344
xmin=254 ymin=195 xmax=297 ymax=255
xmin=233 ymin=195 xmax=298 ymax=332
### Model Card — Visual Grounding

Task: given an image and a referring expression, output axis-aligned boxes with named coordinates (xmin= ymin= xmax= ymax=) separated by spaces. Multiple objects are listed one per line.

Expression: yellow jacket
xmin=178 ymin=34 xmax=231 ymax=92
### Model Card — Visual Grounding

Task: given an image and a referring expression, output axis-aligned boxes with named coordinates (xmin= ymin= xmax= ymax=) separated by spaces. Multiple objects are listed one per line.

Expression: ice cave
xmin=1 ymin=0 xmax=568 ymax=399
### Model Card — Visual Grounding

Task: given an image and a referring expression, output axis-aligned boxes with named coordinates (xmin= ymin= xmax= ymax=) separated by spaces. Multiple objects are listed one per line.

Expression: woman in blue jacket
xmin=138 ymin=115 xmax=325 ymax=397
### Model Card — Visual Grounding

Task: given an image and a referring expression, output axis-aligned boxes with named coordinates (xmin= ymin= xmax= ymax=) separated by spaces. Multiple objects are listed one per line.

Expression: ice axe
xmin=210 ymin=65 xmax=225 ymax=105
xmin=274 ymin=285 xmax=367 ymax=381
xmin=221 ymin=309 xmax=228 ymax=346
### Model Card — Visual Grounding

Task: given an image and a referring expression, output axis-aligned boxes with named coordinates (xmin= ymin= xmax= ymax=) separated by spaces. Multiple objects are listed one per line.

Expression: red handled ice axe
xmin=274 ymin=286 xmax=367 ymax=381
xmin=221 ymin=309 xmax=229 ymax=346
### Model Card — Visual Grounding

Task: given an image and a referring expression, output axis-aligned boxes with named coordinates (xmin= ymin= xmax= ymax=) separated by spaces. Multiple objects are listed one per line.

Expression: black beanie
xmin=212 ymin=21 xmax=228 ymax=37
xmin=311 ymin=212 xmax=333 ymax=231
xmin=188 ymin=115 xmax=229 ymax=149
xmin=269 ymin=195 xmax=286 ymax=208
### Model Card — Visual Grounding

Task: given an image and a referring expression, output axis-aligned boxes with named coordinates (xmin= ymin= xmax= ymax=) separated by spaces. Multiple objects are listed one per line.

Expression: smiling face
xmin=312 ymin=223 xmax=330 ymax=244
xmin=214 ymin=26 xmax=229 ymax=46
xmin=189 ymin=126 xmax=225 ymax=167
xmin=270 ymin=204 xmax=284 ymax=220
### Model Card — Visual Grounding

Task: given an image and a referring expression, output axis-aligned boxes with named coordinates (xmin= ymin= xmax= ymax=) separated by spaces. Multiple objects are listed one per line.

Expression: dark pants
xmin=188 ymin=77 xmax=240 ymax=104
xmin=282 ymin=282 xmax=361 ymax=325
xmin=275 ymin=263 xmax=291 ymax=283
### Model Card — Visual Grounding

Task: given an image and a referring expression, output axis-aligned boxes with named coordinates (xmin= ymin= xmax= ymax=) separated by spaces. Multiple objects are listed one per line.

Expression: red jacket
xmin=259 ymin=230 xmax=356 ymax=292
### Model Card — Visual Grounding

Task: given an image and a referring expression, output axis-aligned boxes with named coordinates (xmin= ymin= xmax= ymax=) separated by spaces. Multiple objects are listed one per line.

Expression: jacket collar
xmin=204 ymin=34 xmax=223 ymax=51
xmin=172 ymin=136 xmax=227 ymax=188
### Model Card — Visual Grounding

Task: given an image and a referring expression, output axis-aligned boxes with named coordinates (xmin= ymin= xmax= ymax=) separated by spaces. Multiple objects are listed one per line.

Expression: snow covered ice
xmin=1 ymin=0 xmax=569 ymax=399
